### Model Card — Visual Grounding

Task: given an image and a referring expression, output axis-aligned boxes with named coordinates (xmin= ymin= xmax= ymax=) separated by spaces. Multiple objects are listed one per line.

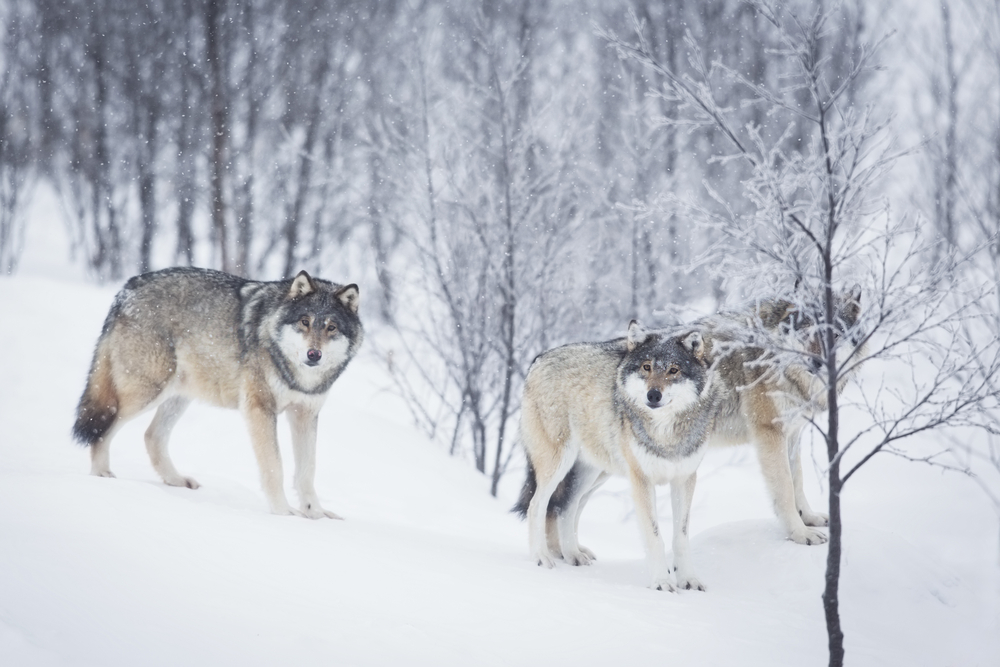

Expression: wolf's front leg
xmin=670 ymin=472 xmax=705 ymax=591
xmin=627 ymin=467 xmax=674 ymax=592
xmin=287 ymin=404 xmax=342 ymax=520
xmin=754 ymin=424 xmax=827 ymax=545
xmin=241 ymin=396 xmax=300 ymax=517
xmin=788 ymin=433 xmax=828 ymax=527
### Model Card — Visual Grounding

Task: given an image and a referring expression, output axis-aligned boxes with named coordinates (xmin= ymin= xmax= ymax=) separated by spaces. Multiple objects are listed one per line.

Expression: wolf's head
xmin=618 ymin=321 xmax=707 ymax=412
xmin=761 ymin=284 xmax=864 ymax=372
xmin=272 ymin=271 xmax=363 ymax=391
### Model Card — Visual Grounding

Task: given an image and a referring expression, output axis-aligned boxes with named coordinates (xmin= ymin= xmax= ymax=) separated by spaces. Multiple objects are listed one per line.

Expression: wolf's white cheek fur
xmin=659 ymin=381 xmax=699 ymax=412
xmin=623 ymin=375 xmax=651 ymax=405
xmin=323 ymin=336 xmax=351 ymax=368
xmin=277 ymin=325 xmax=314 ymax=366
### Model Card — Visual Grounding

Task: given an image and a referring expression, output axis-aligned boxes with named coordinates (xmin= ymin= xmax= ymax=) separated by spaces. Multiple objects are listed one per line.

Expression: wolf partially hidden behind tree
xmin=699 ymin=286 xmax=865 ymax=546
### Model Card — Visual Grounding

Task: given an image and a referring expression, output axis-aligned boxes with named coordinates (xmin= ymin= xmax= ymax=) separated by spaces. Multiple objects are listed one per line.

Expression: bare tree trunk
xmin=819 ymin=92 xmax=844 ymax=666
xmin=235 ymin=0 xmax=257 ymax=277
xmin=87 ymin=7 xmax=121 ymax=280
xmin=823 ymin=273 xmax=845 ymax=667
xmin=367 ymin=146 xmax=395 ymax=320
xmin=0 ymin=9 xmax=31 ymax=275
xmin=823 ymin=462 xmax=845 ymax=667
xmin=471 ymin=393 xmax=487 ymax=473
xmin=205 ymin=0 xmax=230 ymax=272
xmin=282 ymin=55 xmax=327 ymax=278
xmin=362 ymin=57 xmax=395 ymax=322
xmin=489 ymin=41 xmax=520 ymax=498
xmin=137 ymin=106 xmax=158 ymax=274
xmin=940 ymin=1 xmax=959 ymax=247
xmin=174 ymin=0 xmax=196 ymax=266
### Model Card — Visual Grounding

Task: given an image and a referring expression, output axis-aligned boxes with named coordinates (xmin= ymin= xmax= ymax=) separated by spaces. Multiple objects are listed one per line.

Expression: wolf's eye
xmin=299 ymin=316 xmax=310 ymax=328
xmin=327 ymin=323 xmax=337 ymax=333
xmin=643 ymin=363 xmax=652 ymax=372
xmin=668 ymin=366 xmax=679 ymax=375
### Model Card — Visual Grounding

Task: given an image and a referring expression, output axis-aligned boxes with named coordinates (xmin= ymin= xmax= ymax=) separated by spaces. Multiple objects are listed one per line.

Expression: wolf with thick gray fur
xmin=73 ymin=267 xmax=362 ymax=519
xmin=513 ymin=322 xmax=720 ymax=592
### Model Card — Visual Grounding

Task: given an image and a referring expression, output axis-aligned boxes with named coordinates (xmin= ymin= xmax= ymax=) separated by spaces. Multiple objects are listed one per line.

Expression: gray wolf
xmin=72 ymin=267 xmax=363 ymax=518
xmin=513 ymin=321 xmax=720 ymax=592
xmin=700 ymin=287 xmax=865 ymax=545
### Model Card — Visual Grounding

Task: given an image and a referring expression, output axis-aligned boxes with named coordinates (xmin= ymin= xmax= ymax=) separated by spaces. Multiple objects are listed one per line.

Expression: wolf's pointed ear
xmin=627 ymin=320 xmax=647 ymax=352
xmin=337 ymin=284 xmax=360 ymax=314
xmin=848 ymin=283 xmax=862 ymax=304
xmin=680 ymin=330 xmax=704 ymax=361
xmin=289 ymin=271 xmax=315 ymax=299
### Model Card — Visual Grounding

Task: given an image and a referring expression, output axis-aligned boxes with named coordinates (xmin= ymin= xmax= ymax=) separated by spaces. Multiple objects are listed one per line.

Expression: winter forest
xmin=4 ymin=0 xmax=999 ymax=489
xmin=2 ymin=0 xmax=1000 ymax=661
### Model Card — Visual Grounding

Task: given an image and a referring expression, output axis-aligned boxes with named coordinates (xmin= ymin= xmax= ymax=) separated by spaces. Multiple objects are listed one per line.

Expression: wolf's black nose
xmin=307 ymin=349 xmax=322 ymax=364
xmin=647 ymin=388 xmax=662 ymax=404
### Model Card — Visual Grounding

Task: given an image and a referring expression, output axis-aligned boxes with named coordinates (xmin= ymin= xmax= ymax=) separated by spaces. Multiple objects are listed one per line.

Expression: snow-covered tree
xmin=605 ymin=1 xmax=1000 ymax=664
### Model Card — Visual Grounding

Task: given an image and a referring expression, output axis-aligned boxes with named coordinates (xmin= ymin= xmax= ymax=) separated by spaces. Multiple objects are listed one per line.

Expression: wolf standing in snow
xmin=513 ymin=322 xmax=720 ymax=592
xmin=700 ymin=288 xmax=865 ymax=546
xmin=72 ymin=267 xmax=363 ymax=519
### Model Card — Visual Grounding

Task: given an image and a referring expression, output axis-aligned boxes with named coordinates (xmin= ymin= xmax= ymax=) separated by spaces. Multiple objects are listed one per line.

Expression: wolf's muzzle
xmin=306 ymin=349 xmax=322 ymax=365
xmin=646 ymin=388 xmax=662 ymax=407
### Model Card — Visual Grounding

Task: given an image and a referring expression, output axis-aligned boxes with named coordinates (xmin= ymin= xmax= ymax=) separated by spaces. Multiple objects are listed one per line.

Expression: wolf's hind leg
xmin=89 ymin=433 xmax=117 ymax=478
xmin=527 ymin=449 xmax=578 ymax=569
xmin=88 ymin=383 xmax=161 ymax=479
xmin=145 ymin=396 xmax=199 ymax=489
xmin=574 ymin=471 xmax=609 ymax=561
xmin=556 ymin=466 xmax=606 ymax=566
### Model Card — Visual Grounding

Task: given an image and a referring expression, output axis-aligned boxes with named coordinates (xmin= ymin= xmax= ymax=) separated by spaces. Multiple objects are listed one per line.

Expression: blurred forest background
xmin=1 ymin=0 xmax=998 ymax=488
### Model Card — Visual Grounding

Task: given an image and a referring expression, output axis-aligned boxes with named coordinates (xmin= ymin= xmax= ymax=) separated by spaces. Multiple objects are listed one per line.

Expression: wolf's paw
xmin=533 ymin=550 xmax=558 ymax=569
xmin=271 ymin=504 xmax=305 ymax=518
xmin=300 ymin=503 xmax=344 ymax=520
xmin=790 ymin=526 xmax=828 ymax=545
xmin=675 ymin=574 xmax=706 ymax=592
xmin=651 ymin=578 xmax=677 ymax=593
xmin=800 ymin=510 xmax=829 ymax=527
xmin=164 ymin=475 xmax=200 ymax=490
xmin=579 ymin=545 xmax=597 ymax=561
xmin=91 ymin=469 xmax=116 ymax=479
xmin=563 ymin=549 xmax=595 ymax=567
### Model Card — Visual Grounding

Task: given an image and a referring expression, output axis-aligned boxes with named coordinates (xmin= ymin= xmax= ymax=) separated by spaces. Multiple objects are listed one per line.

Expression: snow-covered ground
xmin=1 ymin=213 xmax=998 ymax=665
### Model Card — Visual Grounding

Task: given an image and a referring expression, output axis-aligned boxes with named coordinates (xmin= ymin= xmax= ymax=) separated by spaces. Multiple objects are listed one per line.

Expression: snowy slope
xmin=0 ymin=268 xmax=997 ymax=666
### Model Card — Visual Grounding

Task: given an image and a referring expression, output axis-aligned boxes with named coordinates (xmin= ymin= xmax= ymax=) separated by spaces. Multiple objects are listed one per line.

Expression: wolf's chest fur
xmin=617 ymin=380 xmax=713 ymax=484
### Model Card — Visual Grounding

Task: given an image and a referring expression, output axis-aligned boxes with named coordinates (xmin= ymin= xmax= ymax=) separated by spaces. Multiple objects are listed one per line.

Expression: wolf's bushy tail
xmin=511 ymin=462 xmax=577 ymax=519
xmin=72 ymin=337 xmax=118 ymax=446
xmin=511 ymin=463 xmax=537 ymax=518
